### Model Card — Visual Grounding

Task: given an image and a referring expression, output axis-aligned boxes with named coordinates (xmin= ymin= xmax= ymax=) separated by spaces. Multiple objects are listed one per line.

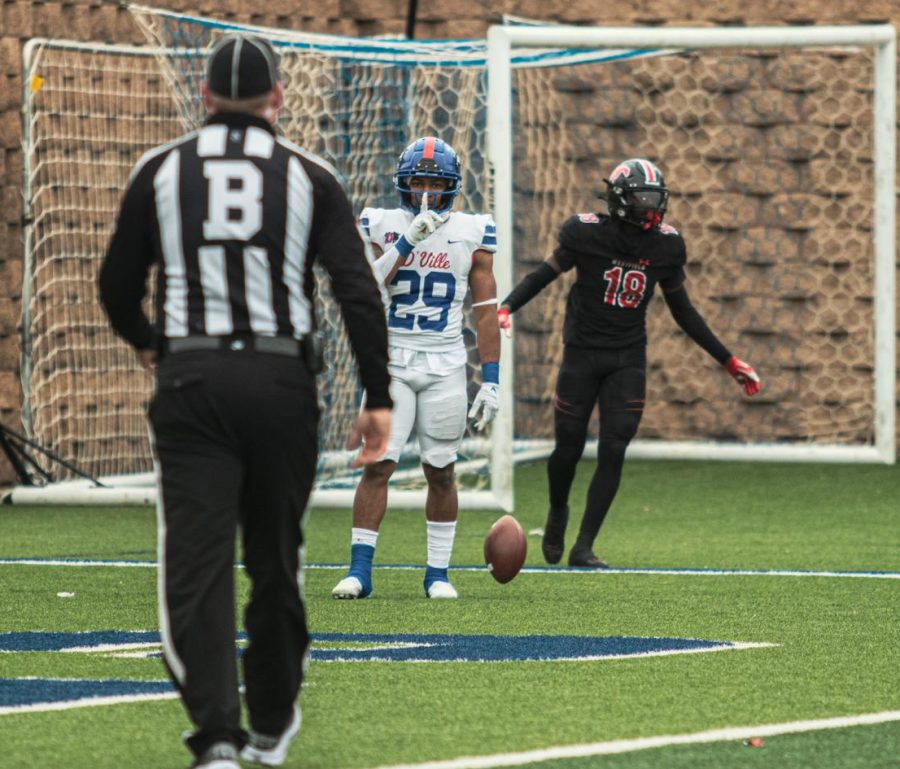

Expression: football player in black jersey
xmin=498 ymin=158 xmax=760 ymax=568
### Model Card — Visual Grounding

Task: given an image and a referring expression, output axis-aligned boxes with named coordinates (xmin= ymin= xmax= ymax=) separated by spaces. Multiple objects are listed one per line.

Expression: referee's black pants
xmin=148 ymin=349 xmax=318 ymax=757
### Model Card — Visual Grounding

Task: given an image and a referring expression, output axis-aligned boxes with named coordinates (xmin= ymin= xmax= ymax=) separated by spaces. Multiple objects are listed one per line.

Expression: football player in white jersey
xmin=333 ymin=136 xmax=501 ymax=600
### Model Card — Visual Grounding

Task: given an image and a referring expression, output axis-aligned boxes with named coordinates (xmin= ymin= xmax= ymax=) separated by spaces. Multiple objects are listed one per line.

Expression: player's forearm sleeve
xmin=501 ymin=262 xmax=558 ymax=313
xmin=663 ymin=286 xmax=731 ymax=364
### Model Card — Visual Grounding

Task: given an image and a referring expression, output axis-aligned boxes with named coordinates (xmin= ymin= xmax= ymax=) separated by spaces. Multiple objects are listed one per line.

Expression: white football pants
xmin=382 ymin=359 xmax=467 ymax=468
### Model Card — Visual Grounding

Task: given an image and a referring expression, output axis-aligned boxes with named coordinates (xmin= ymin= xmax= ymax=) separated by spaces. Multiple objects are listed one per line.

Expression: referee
xmin=99 ymin=35 xmax=391 ymax=769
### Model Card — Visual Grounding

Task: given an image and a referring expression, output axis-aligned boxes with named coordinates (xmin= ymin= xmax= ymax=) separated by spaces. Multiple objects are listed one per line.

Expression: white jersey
xmin=360 ymin=207 xmax=497 ymax=354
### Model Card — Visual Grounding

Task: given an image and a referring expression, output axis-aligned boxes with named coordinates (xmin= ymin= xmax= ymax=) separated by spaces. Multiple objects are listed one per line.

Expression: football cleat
xmin=242 ymin=705 xmax=301 ymax=767
xmin=568 ymin=547 xmax=609 ymax=569
xmin=541 ymin=505 xmax=569 ymax=565
xmin=424 ymin=565 xmax=458 ymax=598
xmin=331 ymin=576 xmax=371 ymax=599
xmin=425 ymin=580 xmax=459 ymax=599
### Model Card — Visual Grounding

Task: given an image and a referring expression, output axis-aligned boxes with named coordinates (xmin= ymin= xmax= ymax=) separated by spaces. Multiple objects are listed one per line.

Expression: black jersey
xmin=99 ymin=112 xmax=391 ymax=406
xmin=553 ymin=213 xmax=687 ymax=349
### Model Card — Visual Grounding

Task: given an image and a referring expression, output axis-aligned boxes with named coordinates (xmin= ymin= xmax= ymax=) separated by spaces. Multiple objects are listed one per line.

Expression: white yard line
xmin=0 ymin=691 xmax=178 ymax=715
xmin=0 ymin=559 xmax=158 ymax=568
xmin=361 ymin=710 xmax=900 ymax=769
xmin=515 ymin=567 xmax=900 ymax=580
xmin=0 ymin=558 xmax=897 ymax=579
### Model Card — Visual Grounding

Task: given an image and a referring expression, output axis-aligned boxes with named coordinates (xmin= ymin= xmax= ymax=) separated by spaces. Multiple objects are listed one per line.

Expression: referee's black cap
xmin=206 ymin=34 xmax=280 ymax=100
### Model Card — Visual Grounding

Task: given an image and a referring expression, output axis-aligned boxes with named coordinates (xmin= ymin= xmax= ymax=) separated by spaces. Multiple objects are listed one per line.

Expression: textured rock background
xmin=1 ymin=1 xmax=898 ymax=483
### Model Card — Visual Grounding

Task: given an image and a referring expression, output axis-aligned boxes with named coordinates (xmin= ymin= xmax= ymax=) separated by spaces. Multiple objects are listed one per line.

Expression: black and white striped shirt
xmin=99 ymin=112 xmax=391 ymax=407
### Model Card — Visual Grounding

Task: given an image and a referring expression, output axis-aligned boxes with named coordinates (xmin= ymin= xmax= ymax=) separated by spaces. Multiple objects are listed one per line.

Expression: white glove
xmin=371 ymin=194 xmax=448 ymax=284
xmin=468 ymin=382 xmax=499 ymax=431
xmin=403 ymin=192 xmax=449 ymax=247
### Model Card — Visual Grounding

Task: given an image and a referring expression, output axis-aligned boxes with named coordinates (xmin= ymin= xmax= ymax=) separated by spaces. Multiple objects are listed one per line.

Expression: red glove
xmin=725 ymin=356 xmax=760 ymax=396
xmin=497 ymin=307 xmax=512 ymax=339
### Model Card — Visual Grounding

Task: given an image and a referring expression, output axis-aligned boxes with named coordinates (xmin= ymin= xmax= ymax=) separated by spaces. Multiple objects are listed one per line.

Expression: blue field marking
xmin=0 ymin=630 xmax=161 ymax=652
xmin=0 ymin=630 xmax=769 ymax=662
xmin=0 ymin=678 xmax=172 ymax=708
xmin=0 ymin=630 xmax=201 ymax=654
xmin=310 ymin=633 xmax=746 ymax=662
xmin=1 ymin=630 xmax=772 ymax=711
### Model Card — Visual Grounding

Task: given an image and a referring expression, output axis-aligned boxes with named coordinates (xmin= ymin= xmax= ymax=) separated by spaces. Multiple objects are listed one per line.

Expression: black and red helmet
xmin=604 ymin=158 xmax=669 ymax=231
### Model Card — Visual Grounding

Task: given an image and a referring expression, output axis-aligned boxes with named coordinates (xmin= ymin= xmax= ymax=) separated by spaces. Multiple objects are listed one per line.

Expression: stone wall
xmin=0 ymin=0 xmax=898 ymax=482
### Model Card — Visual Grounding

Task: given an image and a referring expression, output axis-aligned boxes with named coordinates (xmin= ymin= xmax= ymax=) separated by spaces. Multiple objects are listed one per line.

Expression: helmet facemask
xmin=624 ymin=188 xmax=668 ymax=230
xmin=397 ymin=174 xmax=459 ymax=213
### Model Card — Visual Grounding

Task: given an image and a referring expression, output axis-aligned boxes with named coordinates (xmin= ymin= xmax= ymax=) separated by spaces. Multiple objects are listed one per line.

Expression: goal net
xmin=14 ymin=17 xmax=895 ymax=505
xmin=485 ymin=23 xmax=895 ymax=465
xmin=19 ymin=29 xmax=512 ymax=506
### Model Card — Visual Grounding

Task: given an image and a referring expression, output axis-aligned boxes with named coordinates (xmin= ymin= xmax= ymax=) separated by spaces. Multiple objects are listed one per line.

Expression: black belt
xmin=163 ymin=335 xmax=302 ymax=358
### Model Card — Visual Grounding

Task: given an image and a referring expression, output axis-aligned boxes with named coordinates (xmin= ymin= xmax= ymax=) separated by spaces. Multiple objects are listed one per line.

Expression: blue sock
xmin=423 ymin=565 xmax=450 ymax=595
xmin=347 ymin=544 xmax=374 ymax=598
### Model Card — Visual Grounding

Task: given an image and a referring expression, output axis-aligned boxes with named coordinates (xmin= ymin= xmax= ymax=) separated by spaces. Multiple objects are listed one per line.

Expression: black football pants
xmin=547 ymin=344 xmax=646 ymax=549
xmin=149 ymin=349 xmax=318 ymax=756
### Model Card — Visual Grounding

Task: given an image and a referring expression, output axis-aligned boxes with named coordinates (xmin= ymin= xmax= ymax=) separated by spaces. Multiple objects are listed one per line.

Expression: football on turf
xmin=484 ymin=514 xmax=527 ymax=584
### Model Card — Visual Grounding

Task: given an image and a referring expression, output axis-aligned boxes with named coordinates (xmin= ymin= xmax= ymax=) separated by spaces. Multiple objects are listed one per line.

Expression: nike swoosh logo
xmin=447 ymin=239 xmax=465 ymax=244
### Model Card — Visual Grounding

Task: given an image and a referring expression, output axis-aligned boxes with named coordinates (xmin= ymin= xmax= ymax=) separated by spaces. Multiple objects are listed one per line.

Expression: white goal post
xmin=487 ymin=23 xmax=896 ymax=465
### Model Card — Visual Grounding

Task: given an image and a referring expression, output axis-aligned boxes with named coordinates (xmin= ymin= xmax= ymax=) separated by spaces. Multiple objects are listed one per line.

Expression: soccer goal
xmin=11 ymin=18 xmax=895 ymax=507
xmin=486 ymin=22 xmax=896 ymax=466
xmin=16 ymin=29 xmax=519 ymax=507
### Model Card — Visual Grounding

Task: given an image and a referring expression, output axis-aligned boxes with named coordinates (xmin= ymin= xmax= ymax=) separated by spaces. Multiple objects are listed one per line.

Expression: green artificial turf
xmin=1 ymin=459 xmax=898 ymax=769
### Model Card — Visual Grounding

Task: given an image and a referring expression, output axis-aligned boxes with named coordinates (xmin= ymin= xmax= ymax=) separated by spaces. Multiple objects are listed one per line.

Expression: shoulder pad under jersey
xmin=658 ymin=222 xmax=680 ymax=236
xmin=558 ymin=212 xmax=609 ymax=251
xmin=360 ymin=207 xmax=411 ymax=244
xmin=650 ymin=222 xmax=687 ymax=267
xmin=439 ymin=212 xmax=497 ymax=253
xmin=359 ymin=206 xmax=386 ymax=231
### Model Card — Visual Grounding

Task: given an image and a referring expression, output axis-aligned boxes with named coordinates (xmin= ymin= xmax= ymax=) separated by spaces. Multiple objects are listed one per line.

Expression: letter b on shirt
xmin=203 ymin=160 xmax=263 ymax=241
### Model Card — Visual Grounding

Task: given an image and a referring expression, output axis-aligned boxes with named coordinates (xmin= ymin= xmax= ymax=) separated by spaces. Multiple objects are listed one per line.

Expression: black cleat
xmin=568 ymin=547 xmax=609 ymax=569
xmin=541 ymin=506 xmax=569 ymax=564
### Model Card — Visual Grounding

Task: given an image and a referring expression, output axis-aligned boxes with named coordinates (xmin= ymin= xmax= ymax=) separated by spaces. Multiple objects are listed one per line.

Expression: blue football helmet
xmin=394 ymin=137 xmax=462 ymax=213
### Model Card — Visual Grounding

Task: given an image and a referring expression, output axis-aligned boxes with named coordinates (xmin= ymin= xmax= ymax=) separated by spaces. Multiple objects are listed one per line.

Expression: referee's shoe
xmin=242 ymin=705 xmax=301 ymax=766
xmin=191 ymin=742 xmax=239 ymax=769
